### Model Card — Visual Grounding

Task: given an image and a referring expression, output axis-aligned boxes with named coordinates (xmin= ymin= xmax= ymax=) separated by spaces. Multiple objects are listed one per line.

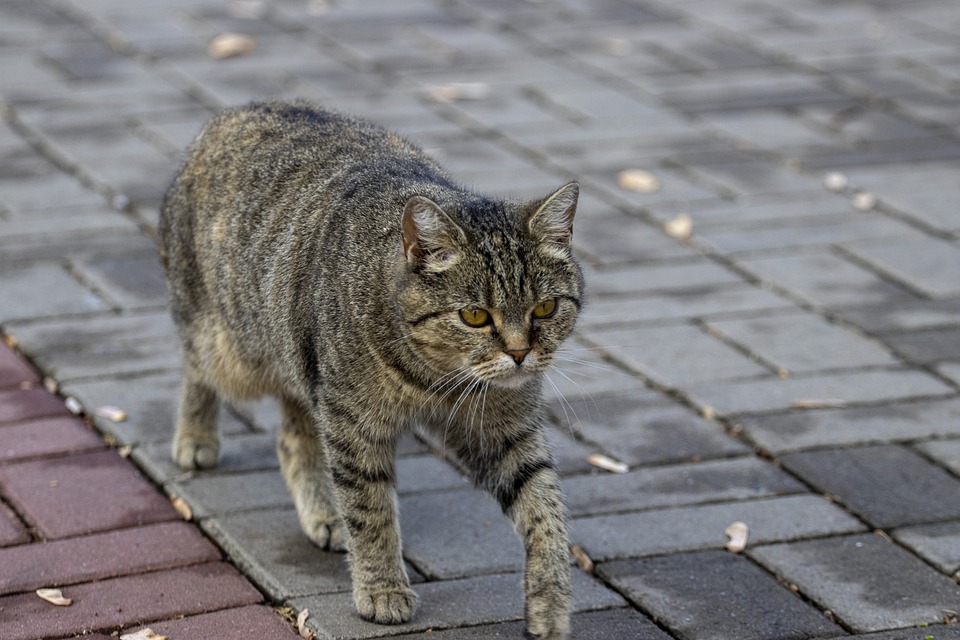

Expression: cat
xmin=159 ymin=100 xmax=583 ymax=639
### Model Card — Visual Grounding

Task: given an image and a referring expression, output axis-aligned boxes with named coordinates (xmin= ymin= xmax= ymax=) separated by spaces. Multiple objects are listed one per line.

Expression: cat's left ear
xmin=529 ymin=182 xmax=579 ymax=249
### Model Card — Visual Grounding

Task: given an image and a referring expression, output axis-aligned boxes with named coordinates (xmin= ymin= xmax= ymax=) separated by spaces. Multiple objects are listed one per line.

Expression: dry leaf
xmin=36 ymin=588 xmax=72 ymax=606
xmin=170 ymin=496 xmax=193 ymax=521
xmin=851 ymin=191 xmax=877 ymax=211
xmin=790 ymin=398 xmax=846 ymax=409
xmin=616 ymin=169 xmax=660 ymax=193
xmin=724 ymin=521 xmax=749 ymax=553
xmin=43 ymin=377 xmax=58 ymax=393
xmin=701 ymin=405 xmax=716 ymax=420
xmin=95 ymin=405 xmax=128 ymax=422
xmin=2 ymin=333 xmax=17 ymax=348
xmin=208 ymin=33 xmax=256 ymax=59
xmin=571 ymin=545 xmax=594 ymax=572
xmin=823 ymin=171 xmax=848 ymax=192
xmin=118 ymin=445 xmax=133 ymax=458
xmin=587 ymin=453 xmax=629 ymax=474
xmin=121 ymin=629 xmax=169 ymax=640
xmin=663 ymin=213 xmax=693 ymax=240
xmin=65 ymin=397 xmax=83 ymax=415
xmin=423 ymin=82 xmax=490 ymax=103
xmin=296 ymin=609 xmax=315 ymax=640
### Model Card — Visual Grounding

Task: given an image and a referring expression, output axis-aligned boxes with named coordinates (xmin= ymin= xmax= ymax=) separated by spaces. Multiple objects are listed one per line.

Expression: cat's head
xmin=398 ymin=182 xmax=583 ymax=390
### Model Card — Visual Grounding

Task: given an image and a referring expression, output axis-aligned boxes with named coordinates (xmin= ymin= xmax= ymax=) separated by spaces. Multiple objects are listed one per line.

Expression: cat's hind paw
xmin=355 ymin=587 xmax=417 ymax=625
xmin=172 ymin=435 xmax=220 ymax=470
xmin=302 ymin=516 xmax=349 ymax=552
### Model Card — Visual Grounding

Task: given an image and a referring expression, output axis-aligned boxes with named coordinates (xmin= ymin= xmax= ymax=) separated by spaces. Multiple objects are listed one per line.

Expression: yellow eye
xmin=532 ymin=298 xmax=558 ymax=319
xmin=459 ymin=307 xmax=491 ymax=328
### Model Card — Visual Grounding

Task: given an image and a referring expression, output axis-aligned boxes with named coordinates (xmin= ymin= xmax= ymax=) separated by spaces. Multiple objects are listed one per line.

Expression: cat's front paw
xmin=302 ymin=516 xmax=349 ymax=552
xmin=172 ymin=434 xmax=220 ymax=469
xmin=524 ymin=590 xmax=570 ymax=640
xmin=355 ymin=586 xmax=417 ymax=625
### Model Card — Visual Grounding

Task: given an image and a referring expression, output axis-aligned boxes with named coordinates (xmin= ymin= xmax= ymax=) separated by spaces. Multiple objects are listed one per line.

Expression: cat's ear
xmin=529 ymin=182 xmax=578 ymax=250
xmin=402 ymin=196 xmax=466 ymax=272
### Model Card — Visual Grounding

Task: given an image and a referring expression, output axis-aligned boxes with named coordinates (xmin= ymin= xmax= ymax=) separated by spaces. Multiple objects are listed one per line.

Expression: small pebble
xmin=851 ymin=191 xmax=877 ymax=211
xmin=823 ymin=171 xmax=848 ymax=192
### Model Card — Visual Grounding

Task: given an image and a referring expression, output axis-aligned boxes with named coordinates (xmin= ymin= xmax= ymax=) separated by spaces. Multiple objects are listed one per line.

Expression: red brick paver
xmin=0 ymin=342 xmax=299 ymax=639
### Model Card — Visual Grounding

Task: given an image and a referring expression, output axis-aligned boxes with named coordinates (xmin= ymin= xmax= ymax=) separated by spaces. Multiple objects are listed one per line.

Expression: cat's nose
xmin=505 ymin=348 xmax=531 ymax=365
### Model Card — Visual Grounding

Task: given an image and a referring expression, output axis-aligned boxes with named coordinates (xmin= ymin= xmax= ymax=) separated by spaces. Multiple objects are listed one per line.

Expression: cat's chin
xmin=487 ymin=368 xmax=537 ymax=389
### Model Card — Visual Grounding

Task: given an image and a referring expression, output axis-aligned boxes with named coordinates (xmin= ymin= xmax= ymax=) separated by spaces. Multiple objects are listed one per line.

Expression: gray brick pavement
xmin=2 ymin=0 xmax=960 ymax=638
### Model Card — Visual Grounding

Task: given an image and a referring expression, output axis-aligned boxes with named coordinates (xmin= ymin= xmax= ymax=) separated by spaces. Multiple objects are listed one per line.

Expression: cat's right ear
xmin=402 ymin=196 xmax=465 ymax=272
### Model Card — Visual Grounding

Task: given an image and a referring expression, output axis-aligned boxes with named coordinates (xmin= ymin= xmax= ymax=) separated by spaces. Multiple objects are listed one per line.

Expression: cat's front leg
xmin=323 ymin=424 xmax=416 ymax=624
xmin=476 ymin=427 xmax=572 ymax=639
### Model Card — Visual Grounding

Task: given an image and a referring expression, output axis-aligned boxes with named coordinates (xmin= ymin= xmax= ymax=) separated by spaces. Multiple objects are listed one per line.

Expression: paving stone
xmin=131 ymin=605 xmax=300 ymax=640
xmin=836 ymin=298 xmax=960 ymax=333
xmin=736 ymin=398 xmax=960 ymax=453
xmin=883 ymin=327 xmax=960 ymax=365
xmin=70 ymin=251 xmax=169 ymax=309
xmin=202 ymin=508 xmax=354 ymax=600
xmin=293 ymin=571 xmax=624 ymax=640
xmin=683 ymin=157 xmax=822 ymax=198
xmin=647 ymin=191 xmax=855 ymax=228
xmin=586 ymin=323 xmax=771 ymax=386
xmin=571 ymin=494 xmax=865 ymax=561
xmin=63 ymin=372 xmax=254 ymax=445
xmin=551 ymin=391 xmax=748 ymax=467
xmin=750 ymin=533 xmax=960 ymax=632
xmin=685 ymin=368 xmax=954 ymax=416
xmin=0 ymin=449 xmax=178 ymax=539
xmin=699 ymin=108 xmax=838 ymax=150
xmin=562 ymin=456 xmax=804 ymax=517
xmin=780 ymin=444 xmax=960 ymax=528
xmin=707 ymin=311 xmax=900 ymax=374
xmin=573 ymin=211 xmax=703 ymax=266
xmin=0 ymin=415 xmax=104 ymax=462
xmin=0 ymin=501 xmax=29 ymax=547
xmin=169 ymin=469 xmax=293 ymax=518
xmin=0 ymin=263 xmax=109 ymax=322
xmin=579 ymin=284 xmax=797 ymax=329
xmin=598 ymin=550 xmax=843 ymax=640
xmin=915 ymin=437 xmax=960 ymax=476
xmin=843 ymin=162 xmax=960 ymax=233
xmin=389 ymin=608 xmax=672 ymax=640
xmin=396 ymin=454 xmax=470 ymax=494
xmin=0 ymin=344 xmax=39 ymax=388
xmin=737 ymin=250 xmax=913 ymax=307
xmin=0 ymin=520 xmax=220 ymax=595
xmin=133 ymin=432 xmax=278 ymax=483
xmin=582 ymin=259 xmax=745 ymax=297
xmin=852 ymin=625 xmax=960 ymax=640
xmin=893 ymin=520 xmax=960 ymax=575
xmin=399 ymin=488 xmax=523 ymax=579
xmin=844 ymin=235 xmax=960 ymax=299
xmin=0 ymin=386 xmax=70 ymax=425
xmin=0 ymin=562 xmax=262 ymax=640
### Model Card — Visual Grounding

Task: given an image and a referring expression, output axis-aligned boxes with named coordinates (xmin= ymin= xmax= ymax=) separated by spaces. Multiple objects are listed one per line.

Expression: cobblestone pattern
xmin=2 ymin=0 xmax=960 ymax=638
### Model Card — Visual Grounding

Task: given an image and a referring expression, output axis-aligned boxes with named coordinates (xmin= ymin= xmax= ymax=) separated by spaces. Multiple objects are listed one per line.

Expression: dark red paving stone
xmin=0 ymin=387 xmax=70 ymax=425
xmin=0 ymin=521 xmax=221 ymax=596
xmin=0 ymin=415 xmax=105 ymax=462
xmin=0 ymin=500 xmax=29 ymax=547
xmin=132 ymin=604 xmax=300 ymax=639
xmin=0 ymin=345 xmax=39 ymax=389
xmin=0 ymin=449 xmax=178 ymax=539
xmin=0 ymin=562 xmax=263 ymax=640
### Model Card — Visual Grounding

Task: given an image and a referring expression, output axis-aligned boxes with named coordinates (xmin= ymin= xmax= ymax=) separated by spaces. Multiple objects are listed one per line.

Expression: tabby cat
xmin=159 ymin=100 xmax=583 ymax=639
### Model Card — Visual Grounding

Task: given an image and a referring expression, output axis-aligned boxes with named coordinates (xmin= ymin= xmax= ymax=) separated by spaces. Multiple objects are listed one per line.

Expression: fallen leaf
xmin=823 ymin=171 xmax=848 ymax=192
xmin=571 ymin=545 xmax=594 ymax=572
xmin=587 ymin=453 xmax=629 ymax=474
xmin=616 ymin=169 xmax=660 ymax=193
xmin=208 ymin=33 xmax=256 ymax=59
xmin=851 ymin=191 xmax=877 ymax=211
xmin=790 ymin=398 xmax=846 ymax=409
xmin=43 ymin=377 xmax=58 ymax=393
xmin=95 ymin=405 xmax=128 ymax=422
xmin=2 ymin=333 xmax=17 ymax=348
xmin=65 ymin=397 xmax=83 ymax=415
xmin=36 ymin=588 xmax=72 ymax=606
xmin=118 ymin=445 xmax=133 ymax=458
xmin=170 ymin=496 xmax=193 ymax=521
xmin=724 ymin=521 xmax=749 ymax=553
xmin=297 ymin=609 xmax=315 ymax=640
xmin=120 ymin=629 xmax=169 ymax=640
xmin=701 ymin=405 xmax=716 ymax=420
xmin=663 ymin=213 xmax=693 ymax=240
xmin=423 ymin=82 xmax=490 ymax=103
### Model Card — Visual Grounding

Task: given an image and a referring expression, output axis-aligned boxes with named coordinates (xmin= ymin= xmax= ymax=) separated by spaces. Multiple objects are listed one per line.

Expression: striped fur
xmin=159 ymin=101 xmax=583 ymax=639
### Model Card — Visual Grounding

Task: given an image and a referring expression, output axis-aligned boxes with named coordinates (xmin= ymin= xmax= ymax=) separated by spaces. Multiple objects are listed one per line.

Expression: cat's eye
xmin=532 ymin=298 xmax=558 ymax=319
xmin=460 ymin=307 xmax=491 ymax=328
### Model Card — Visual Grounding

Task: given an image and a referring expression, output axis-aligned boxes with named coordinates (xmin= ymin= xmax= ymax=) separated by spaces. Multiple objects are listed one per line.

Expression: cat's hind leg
xmin=172 ymin=366 xmax=221 ymax=469
xmin=278 ymin=398 xmax=348 ymax=552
